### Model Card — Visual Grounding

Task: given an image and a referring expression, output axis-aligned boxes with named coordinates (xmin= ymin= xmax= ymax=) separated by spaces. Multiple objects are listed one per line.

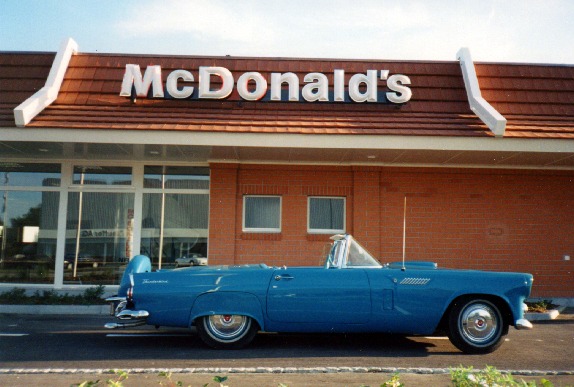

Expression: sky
xmin=1 ymin=0 xmax=573 ymax=64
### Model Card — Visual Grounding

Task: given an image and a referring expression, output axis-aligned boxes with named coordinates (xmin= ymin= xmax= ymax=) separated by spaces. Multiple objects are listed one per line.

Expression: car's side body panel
xmin=106 ymin=234 xmax=533 ymax=353
xmin=191 ymin=292 xmax=266 ymax=330
xmin=266 ymin=268 xmax=371 ymax=325
xmin=131 ymin=265 xmax=274 ymax=328
xmin=365 ymin=268 xmax=531 ymax=335
xmin=127 ymin=264 xmax=531 ymax=335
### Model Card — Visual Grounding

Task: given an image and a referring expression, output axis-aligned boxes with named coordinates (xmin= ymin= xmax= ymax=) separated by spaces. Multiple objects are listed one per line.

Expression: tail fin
xmin=118 ymin=255 xmax=151 ymax=297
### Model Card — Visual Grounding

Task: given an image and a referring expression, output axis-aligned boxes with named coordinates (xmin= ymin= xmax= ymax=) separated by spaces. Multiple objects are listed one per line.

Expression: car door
xmin=266 ymin=267 xmax=371 ymax=324
xmin=366 ymin=267 xmax=444 ymax=335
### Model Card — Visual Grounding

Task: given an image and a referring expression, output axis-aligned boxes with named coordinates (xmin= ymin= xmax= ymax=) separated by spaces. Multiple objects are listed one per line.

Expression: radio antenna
xmin=402 ymin=195 xmax=407 ymax=271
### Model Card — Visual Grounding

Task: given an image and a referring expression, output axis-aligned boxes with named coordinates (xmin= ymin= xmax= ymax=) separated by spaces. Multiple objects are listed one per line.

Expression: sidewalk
xmin=2 ymin=369 xmax=574 ymax=387
xmin=0 ymin=304 xmax=109 ymax=315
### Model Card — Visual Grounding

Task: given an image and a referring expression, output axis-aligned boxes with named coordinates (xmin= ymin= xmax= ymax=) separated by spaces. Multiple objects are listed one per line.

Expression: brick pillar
xmin=352 ymin=167 xmax=381 ymax=257
xmin=208 ymin=163 xmax=239 ymax=265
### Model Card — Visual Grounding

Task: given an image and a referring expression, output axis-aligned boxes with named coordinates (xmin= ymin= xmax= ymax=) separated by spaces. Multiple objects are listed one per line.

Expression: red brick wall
xmin=209 ymin=163 xmax=574 ymax=297
xmin=207 ymin=163 xmax=239 ymax=265
xmin=379 ymin=168 xmax=574 ymax=297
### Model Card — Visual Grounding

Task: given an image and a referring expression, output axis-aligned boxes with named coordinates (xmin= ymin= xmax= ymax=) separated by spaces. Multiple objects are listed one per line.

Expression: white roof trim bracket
xmin=14 ymin=38 xmax=78 ymax=127
xmin=457 ymin=47 xmax=507 ymax=137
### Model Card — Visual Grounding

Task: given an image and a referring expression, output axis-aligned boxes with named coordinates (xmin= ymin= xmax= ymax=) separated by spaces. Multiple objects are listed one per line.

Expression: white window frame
xmin=307 ymin=196 xmax=346 ymax=234
xmin=242 ymin=195 xmax=282 ymax=233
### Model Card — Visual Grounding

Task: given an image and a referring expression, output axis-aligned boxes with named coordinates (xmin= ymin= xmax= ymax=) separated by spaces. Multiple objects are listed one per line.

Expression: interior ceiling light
xmin=0 ymin=162 xmax=23 ymax=168
xmin=75 ymin=165 xmax=103 ymax=170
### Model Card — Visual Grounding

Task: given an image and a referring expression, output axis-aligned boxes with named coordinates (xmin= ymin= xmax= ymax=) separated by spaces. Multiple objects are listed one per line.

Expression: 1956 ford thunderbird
xmin=105 ymin=234 xmax=533 ymax=354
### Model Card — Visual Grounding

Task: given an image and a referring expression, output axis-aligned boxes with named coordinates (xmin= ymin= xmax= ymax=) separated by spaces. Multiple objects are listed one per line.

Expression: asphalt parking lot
xmin=0 ymin=310 xmax=573 ymax=386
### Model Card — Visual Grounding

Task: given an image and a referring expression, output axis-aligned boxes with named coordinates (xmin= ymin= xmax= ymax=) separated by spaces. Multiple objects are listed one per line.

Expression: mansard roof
xmin=2 ymin=50 xmax=574 ymax=139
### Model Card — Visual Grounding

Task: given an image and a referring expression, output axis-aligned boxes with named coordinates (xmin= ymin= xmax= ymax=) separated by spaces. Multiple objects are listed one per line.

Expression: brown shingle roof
xmin=2 ymin=52 xmax=574 ymax=138
xmin=0 ymin=52 xmax=55 ymax=127
xmin=23 ymin=53 xmax=491 ymax=137
xmin=475 ymin=62 xmax=574 ymax=138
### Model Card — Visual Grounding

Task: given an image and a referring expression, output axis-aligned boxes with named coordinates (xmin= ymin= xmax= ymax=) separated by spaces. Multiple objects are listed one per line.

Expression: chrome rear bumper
xmin=116 ymin=309 xmax=149 ymax=320
xmin=105 ymin=296 xmax=149 ymax=329
xmin=105 ymin=320 xmax=147 ymax=329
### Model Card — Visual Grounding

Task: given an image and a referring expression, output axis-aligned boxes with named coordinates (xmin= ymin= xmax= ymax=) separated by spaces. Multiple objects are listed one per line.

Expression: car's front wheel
xmin=196 ymin=314 xmax=258 ymax=349
xmin=447 ymin=298 xmax=507 ymax=354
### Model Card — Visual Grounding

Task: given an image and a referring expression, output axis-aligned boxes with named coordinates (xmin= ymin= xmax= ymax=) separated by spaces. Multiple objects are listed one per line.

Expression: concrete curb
xmin=0 ymin=367 xmax=573 ymax=376
xmin=525 ymin=307 xmax=564 ymax=321
xmin=0 ymin=304 xmax=109 ymax=315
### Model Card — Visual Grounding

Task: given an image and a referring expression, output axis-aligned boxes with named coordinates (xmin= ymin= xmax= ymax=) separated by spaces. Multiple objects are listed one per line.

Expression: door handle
xmin=274 ymin=274 xmax=294 ymax=281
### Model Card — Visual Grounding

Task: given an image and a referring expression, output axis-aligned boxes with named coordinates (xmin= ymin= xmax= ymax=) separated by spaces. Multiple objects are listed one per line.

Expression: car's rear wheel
xmin=447 ymin=298 xmax=507 ymax=354
xmin=196 ymin=314 xmax=258 ymax=349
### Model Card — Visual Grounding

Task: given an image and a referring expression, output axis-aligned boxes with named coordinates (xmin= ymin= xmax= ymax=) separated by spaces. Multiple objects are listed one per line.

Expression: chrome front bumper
xmin=515 ymin=318 xmax=533 ymax=330
xmin=104 ymin=296 xmax=149 ymax=329
xmin=515 ymin=302 xmax=533 ymax=330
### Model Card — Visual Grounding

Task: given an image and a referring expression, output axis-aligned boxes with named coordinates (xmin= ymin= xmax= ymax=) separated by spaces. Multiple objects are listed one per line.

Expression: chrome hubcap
xmin=460 ymin=303 xmax=498 ymax=344
xmin=207 ymin=315 xmax=248 ymax=339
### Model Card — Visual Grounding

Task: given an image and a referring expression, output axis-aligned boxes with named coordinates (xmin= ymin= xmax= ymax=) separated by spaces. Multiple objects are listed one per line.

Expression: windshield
xmin=323 ymin=236 xmax=382 ymax=268
xmin=345 ymin=237 xmax=382 ymax=268
xmin=324 ymin=240 xmax=345 ymax=268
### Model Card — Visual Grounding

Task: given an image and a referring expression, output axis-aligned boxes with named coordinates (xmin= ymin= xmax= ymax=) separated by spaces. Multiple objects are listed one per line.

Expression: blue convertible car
xmin=105 ymin=234 xmax=533 ymax=353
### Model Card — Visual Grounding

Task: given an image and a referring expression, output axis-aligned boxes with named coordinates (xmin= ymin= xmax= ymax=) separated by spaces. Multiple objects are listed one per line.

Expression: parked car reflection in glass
xmin=174 ymin=253 xmax=207 ymax=267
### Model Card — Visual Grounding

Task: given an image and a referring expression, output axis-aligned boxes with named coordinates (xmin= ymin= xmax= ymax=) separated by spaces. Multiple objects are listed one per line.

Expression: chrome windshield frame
xmin=325 ymin=234 xmax=382 ymax=269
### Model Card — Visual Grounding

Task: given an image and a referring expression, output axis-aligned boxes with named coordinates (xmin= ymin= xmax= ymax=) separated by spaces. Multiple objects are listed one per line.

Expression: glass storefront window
xmin=142 ymin=193 xmax=209 ymax=269
xmin=73 ymin=166 xmax=132 ymax=186
xmin=0 ymin=163 xmax=60 ymax=187
xmin=0 ymin=190 xmax=59 ymax=283
xmin=0 ymin=163 xmax=60 ymax=284
xmin=1 ymin=162 xmax=210 ymax=286
xmin=64 ymin=192 xmax=134 ymax=285
xmin=142 ymin=166 xmax=209 ymax=269
xmin=144 ymin=166 xmax=209 ymax=189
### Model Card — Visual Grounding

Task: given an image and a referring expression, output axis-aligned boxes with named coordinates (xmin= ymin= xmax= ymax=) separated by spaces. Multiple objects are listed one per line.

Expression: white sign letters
xmin=120 ymin=64 xmax=412 ymax=104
